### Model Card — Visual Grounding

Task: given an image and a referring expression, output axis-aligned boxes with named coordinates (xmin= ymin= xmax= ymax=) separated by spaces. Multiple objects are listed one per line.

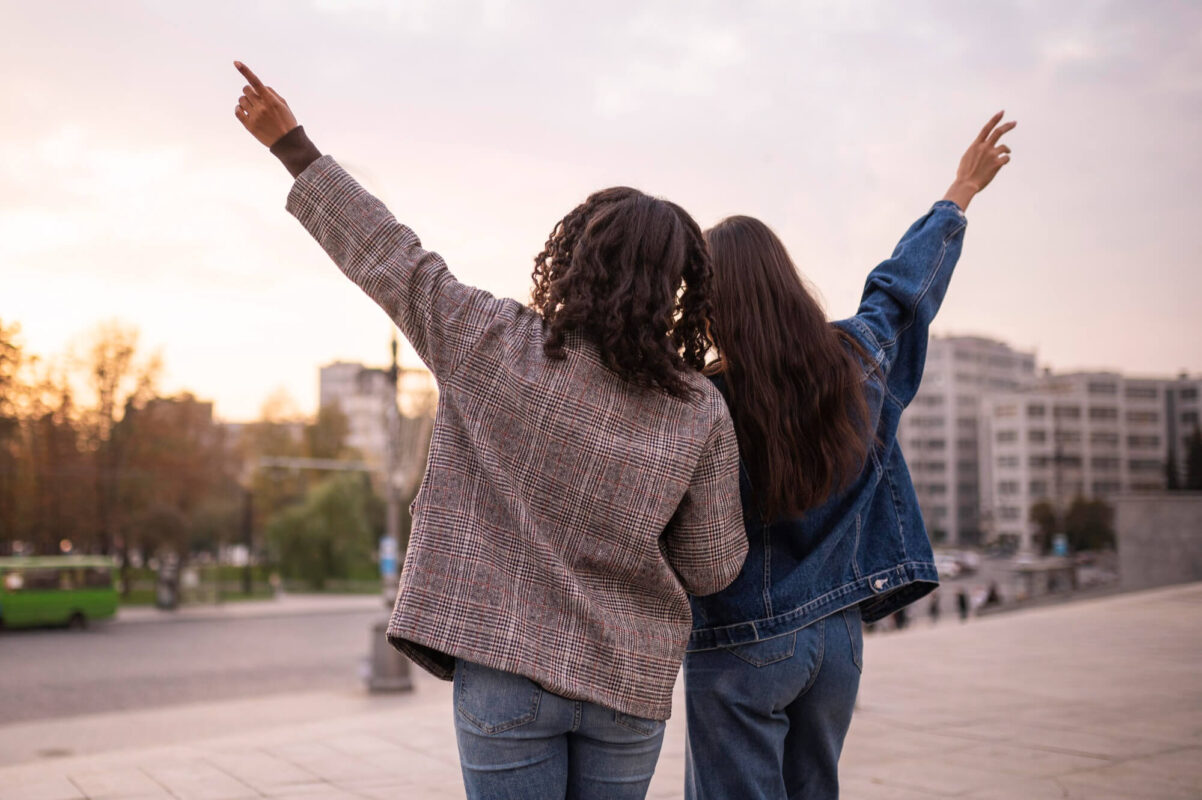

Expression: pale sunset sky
xmin=3 ymin=1 xmax=1199 ymax=420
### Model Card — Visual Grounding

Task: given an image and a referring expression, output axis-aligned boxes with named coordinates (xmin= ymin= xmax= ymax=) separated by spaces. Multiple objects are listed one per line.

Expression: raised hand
xmin=233 ymin=61 xmax=298 ymax=148
xmin=943 ymin=111 xmax=1016 ymax=212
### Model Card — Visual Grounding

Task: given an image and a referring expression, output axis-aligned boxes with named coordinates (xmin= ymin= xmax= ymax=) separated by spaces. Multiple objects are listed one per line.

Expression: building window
xmin=1180 ymin=388 xmax=1198 ymax=401
xmin=1129 ymin=459 xmax=1162 ymax=473
xmin=1055 ymin=430 xmax=1082 ymax=444
xmin=1088 ymin=406 xmax=1118 ymax=421
xmin=1028 ymin=455 xmax=1048 ymax=468
xmin=999 ymin=456 xmax=1020 ymax=468
xmin=1125 ymin=386 xmax=1158 ymax=400
xmin=1127 ymin=435 xmax=1161 ymax=449
xmin=1029 ymin=480 xmax=1048 ymax=496
xmin=1027 ymin=404 xmax=1046 ymax=418
xmin=1028 ymin=429 xmax=1047 ymax=443
xmin=999 ymin=506 xmax=1022 ymax=520
xmin=957 ymin=417 xmax=977 ymax=430
xmin=1090 ymin=431 xmax=1120 ymax=447
xmin=1091 ymin=457 xmax=1120 ymax=471
xmin=1182 ymin=411 xmax=1199 ymax=426
xmin=1126 ymin=410 xmax=1160 ymax=424
xmin=1091 ymin=481 xmax=1121 ymax=495
xmin=998 ymin=481 xmax=1020 ymax=495
xmin=996 ymin=430 xmax=1018 ymax=443
xmin=1088 ymin=381 xmax=1118 ymax=395
xmin=926 ymin=439 xmax=947 ymax=450
xmin=1054 ymin=405 xmax=1081 ymax=420
xmin=996 ymin=404 xmax=1017 ymax=418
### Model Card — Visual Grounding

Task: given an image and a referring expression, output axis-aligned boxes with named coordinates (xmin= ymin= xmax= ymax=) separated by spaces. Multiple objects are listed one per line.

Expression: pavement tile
xmin=961 ymin=775 xmax=1136 ymax=800
xmin=939 ymin=740 xmax=1111 ymax=778
xmin=201 ymin=750 xmax=321 ymax=792
xmin=140 ymin=760 xmax=261 ymax=800
xmin=838 ymin=776 xmax=953 ymax=799
xmin=67 ymin=767 xmax=170 ymax=798
xmin=851 ymin=757 xmax=1011 ymax=796
xmin=0 ymin=777 xmax=85 ymax=800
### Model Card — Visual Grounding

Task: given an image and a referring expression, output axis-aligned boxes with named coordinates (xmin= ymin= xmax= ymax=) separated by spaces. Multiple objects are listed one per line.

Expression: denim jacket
xmin=688 ymin=201 xmax=967 ymax=651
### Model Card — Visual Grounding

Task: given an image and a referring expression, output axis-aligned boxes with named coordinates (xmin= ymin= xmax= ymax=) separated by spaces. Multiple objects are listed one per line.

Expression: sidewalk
xmin=3 ymin=583 xmax=1199 ymax=799
xmin=114 ymin=593 xmax=385 ymax=625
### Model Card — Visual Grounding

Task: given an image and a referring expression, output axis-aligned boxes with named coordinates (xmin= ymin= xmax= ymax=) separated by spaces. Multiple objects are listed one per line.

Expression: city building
xmin=898 ymin=336 xmax=1037 ymax=545
xmin=979 ymin=372 xmax=1202 ymax=552
xmin=319 ymin=361 xmax=397 ymax=470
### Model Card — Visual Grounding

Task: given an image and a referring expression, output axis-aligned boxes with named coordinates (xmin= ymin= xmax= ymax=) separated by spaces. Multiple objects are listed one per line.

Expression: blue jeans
xmin=683 ymin=605 xmax=863 ymax=800
xmin=453 ymin=659 xmax=666 ymax=800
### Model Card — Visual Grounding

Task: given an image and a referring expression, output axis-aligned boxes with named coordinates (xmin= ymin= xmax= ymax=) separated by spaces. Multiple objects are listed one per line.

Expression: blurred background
xmin=1 ymin=1 xmax=1200 ymax=796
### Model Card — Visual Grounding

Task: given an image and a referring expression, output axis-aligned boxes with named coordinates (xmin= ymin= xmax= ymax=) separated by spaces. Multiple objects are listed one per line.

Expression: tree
xmin=1029 ymin=500 xmax=1058 ymax=555
xmin=1166 ymin=446 xmax=1181 ymax=491
xmin=1063 ymin=497 xmax=1115 ymax=552
xmin=266 ymin=474 xmax=380 ymax=590
xmin=1186 ymin=427 xmax=1202 ymax=492
xmin=76 ymin=321 xmax=161 ymax=557
xmin=0 ymin=320 xmax=24 ymax=546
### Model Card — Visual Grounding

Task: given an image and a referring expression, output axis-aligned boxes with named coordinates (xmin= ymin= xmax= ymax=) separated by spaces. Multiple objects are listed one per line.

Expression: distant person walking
xmin=957 ymin=587 xmax=971 ymax=622
xmin=929 ymin=592 xmax=942 ymax=625
xmin=231 ymin=62 xmax=746 ymax=800
xmin=683 ymin=112 xmax=1015 ymax=800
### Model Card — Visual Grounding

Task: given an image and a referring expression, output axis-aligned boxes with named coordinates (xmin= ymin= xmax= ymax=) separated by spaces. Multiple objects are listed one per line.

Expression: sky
xmin=2 ymin=0 xmax=1200 ymax=420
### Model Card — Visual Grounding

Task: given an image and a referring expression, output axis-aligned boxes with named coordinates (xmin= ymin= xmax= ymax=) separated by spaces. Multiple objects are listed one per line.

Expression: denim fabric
xmin=453 ymin=659 xmax=666 ymax=800
xmin=683 ymin=606 xmax=863 ymax=800
xmin=689 ymin=201 xmax=967 ymax=653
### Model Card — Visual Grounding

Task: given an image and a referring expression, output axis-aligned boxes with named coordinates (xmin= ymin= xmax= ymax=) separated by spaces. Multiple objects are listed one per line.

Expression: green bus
xmin=0 ymin=556 xmax=119 ymax=629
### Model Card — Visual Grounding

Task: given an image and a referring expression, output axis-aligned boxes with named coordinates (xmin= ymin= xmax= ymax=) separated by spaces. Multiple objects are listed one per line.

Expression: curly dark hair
xmin=530 ymin=187 xmax=713 ymax=400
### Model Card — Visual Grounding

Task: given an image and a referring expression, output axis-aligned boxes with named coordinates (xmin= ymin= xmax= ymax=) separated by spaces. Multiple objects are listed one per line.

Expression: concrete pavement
xmin=1 ymin=583 xmax=1199 ymax=799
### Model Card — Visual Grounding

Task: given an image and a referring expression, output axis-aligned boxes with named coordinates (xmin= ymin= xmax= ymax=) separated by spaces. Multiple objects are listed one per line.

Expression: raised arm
xmin=850 ymin=111 xmax=1015 ymax=406
xmin=232 ymin=62 xmax=514 ymax=380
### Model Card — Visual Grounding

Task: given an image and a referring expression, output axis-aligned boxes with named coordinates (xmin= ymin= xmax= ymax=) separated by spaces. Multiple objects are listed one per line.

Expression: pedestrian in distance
xmin=231 ymin=62 xmax=747 ymax=800
xmin=683 ymin=112 xmax=1015 ymax=800
xmin=929 ymin=591 xmax=942 ymax=625
xmin=958 ymin=586 xmax=971 ymax=622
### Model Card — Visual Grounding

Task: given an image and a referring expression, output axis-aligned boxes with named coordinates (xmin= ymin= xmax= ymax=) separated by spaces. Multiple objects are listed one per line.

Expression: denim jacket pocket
xmin=454 ymin=660 xmax=542 ymax=735
xmin=726 ymin=631 xmax=797 ymax=667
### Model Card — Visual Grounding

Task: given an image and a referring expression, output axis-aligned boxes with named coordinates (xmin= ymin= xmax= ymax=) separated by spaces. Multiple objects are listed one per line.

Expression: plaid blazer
xmin=287 ymin=156 xmax=746 ymax=720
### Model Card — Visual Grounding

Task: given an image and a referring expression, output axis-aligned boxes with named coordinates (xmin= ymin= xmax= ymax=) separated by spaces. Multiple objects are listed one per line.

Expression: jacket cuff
xmin=933 ymin=199 xmax=966 ymax=218
xmin=269 ymin=126 xmax=322 ymax=179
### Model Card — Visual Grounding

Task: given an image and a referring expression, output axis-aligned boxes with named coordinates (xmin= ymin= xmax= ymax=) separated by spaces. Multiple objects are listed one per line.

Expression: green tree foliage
xmin=1166 ymin=446 xmax=1181 ymax=491
xmin=266 ymin=474 xmax=380 ymax=590
xmin=1029 ymin=500 xmax=1058 ymax=555
xmin=1186 ymin=427 xmax=1202 ymax=491
xmin=1064 ymin=497 xmax=1115 ymax=552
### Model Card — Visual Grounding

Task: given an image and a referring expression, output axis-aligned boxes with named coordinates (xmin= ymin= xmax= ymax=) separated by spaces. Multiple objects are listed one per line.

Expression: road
xmin=0 ymin=606 xmax=382 ymax=725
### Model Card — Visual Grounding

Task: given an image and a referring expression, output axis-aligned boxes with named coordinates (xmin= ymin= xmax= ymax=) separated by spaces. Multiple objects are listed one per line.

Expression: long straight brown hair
xmin=705 ymin=215 xmax=870 ymax=521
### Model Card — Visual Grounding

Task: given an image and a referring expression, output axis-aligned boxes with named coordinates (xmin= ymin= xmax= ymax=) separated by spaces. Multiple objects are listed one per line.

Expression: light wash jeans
xmin=453 ymin=659 xmax=666 ymax=800
xmin=683 ymin=605 xmax=863 ymax=800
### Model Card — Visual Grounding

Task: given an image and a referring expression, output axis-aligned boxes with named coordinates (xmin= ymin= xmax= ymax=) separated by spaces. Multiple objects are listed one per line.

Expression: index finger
xmin=976 ymin=110 xmax=1004 ymax=142
xmin=234 ymin=61 xmax=266 ymax=92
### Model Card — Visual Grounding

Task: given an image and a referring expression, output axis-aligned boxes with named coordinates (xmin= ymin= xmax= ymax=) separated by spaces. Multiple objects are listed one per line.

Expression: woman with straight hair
xmin=684 ymin=112 xmax=1016 ymax=800
xmin=230 ymin=62 xmax=747 ymax=800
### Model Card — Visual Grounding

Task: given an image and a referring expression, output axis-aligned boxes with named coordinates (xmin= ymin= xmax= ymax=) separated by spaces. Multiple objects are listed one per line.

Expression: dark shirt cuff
xmin=270 ymin=126 xmax=322 ymax=179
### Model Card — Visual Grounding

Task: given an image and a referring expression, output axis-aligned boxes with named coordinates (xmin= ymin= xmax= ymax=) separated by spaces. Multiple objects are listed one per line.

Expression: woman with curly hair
xmin=231 ymin=63 xmax=746 ymax=800
xmin=684 ymin=112 xmax=1015 ymax=800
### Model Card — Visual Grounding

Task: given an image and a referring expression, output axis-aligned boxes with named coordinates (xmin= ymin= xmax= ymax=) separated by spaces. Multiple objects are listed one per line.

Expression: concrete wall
xmin=1115 ymin=493 xmax=1202 ymax=591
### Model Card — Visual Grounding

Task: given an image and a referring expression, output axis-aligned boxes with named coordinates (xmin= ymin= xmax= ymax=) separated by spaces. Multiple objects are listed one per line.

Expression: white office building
xmin=319 ymin=361 xmax=398 ymax=470
xmin=898 ymin=336 xmax=1037 ymax=545
xmin=978 ymin=372 xmax=1199 ymax=552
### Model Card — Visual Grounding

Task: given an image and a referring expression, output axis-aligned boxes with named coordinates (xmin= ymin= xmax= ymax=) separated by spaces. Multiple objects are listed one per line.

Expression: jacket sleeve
xmin=660 ymin=409 xmax=748 ymax=596
xmin=851 ymin=200 xmax=967 ymax=407
xmin=286 ymin=155 xmax=514 ymax=380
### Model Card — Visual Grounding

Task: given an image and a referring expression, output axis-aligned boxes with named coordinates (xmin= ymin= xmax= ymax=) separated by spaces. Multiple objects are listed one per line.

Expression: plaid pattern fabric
xmin=287 ymin=156 xmax=746 ymax=720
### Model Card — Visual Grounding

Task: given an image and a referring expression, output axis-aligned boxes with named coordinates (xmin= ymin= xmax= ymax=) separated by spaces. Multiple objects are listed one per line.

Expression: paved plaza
xmin=1 ymin=583 xmax=1199 ymax=799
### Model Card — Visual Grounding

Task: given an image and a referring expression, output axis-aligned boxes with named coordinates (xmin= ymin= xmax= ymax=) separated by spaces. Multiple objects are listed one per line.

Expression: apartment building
xmin=978 ymin=372 xmax=1198 ymax=551
xmin=319 ymin=361 xmax=398 ymax=470
xmin=1166 ymin=375 xmax=1202 ymax=485
xmin=898 ymin=336 xmax=1037 ymax=545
